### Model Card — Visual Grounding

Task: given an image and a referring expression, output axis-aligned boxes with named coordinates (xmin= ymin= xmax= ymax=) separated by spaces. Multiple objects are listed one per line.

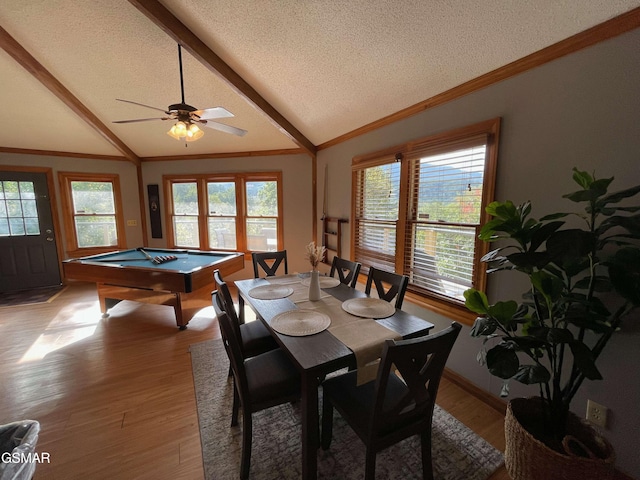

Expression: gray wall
xmin=1 ymin=24 xmax=638 ymax=478
xmin=0 ymin=155 xmax=145 ymax=251
xmin=317 ymin=28 xmax=640 ymax=477
xmin=141 ymin=153 xmax=313 ymax=278
xmin=0 ymin=152 xmax=314 ymax=279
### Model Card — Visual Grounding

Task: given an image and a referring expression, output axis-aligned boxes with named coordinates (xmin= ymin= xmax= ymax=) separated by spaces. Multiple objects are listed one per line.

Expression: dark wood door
xmin=0 ymin=171 xmax=61 ymax=291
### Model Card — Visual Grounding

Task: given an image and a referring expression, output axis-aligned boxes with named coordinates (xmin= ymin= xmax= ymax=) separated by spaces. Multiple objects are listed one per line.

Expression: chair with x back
xmin=329 ymin=256 xmax=362 ymax=288
xmin=213 ymin=270 xmax=278 ymax=359
xmin=252 ymin=250 xmax=288 ymax=278
xmin=321 ymin=322 xmax=462 ymax=480
xmin=364 ymin=266 xmax=409 ymax=309
xmin=213 ymin=300 xmax=301 ymax=480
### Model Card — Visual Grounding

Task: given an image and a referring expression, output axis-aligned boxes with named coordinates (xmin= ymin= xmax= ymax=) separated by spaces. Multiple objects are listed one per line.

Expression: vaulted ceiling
xmin=1 ymin=1 xmax=639 ymax=164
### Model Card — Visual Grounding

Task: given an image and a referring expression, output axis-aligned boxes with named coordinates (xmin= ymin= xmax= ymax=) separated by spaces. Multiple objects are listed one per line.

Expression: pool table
xmin=63 ymin=248 xmax=244 ymax=329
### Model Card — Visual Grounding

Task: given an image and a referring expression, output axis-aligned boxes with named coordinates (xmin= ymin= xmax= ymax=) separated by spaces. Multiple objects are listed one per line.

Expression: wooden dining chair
xmin=329 ymin=256 xmax=362 ymax=288
xmin=213 ymin=301 xmax=301 ymax=480
xmin=321 ymin=322 xmax=462 ymax=480
xmin=364 ymin=266 xmax=409 ymax=309
xmin=252 ymin=250 xmax=288 ymax=277
xmin=213 ymin=270 xmax=278 ymax=360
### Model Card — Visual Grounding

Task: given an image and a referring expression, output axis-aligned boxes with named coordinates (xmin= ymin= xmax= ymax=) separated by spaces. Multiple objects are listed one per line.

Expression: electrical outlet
xmin=586 ymin=399 xmax=608 ymax=428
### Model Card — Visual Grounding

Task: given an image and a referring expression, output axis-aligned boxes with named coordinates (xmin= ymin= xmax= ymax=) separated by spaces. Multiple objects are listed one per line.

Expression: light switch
xmin=127 ymin=220 xmax=137 ymax=227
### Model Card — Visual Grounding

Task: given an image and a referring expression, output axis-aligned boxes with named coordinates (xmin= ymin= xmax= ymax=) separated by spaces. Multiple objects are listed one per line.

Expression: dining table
xmin=235 ymin=273 xmax=435 ymax=480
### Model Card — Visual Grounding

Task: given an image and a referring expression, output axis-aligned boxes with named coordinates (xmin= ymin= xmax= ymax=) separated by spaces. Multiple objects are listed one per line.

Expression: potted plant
xmin=464 ymin=168 xmax=640 ymax=479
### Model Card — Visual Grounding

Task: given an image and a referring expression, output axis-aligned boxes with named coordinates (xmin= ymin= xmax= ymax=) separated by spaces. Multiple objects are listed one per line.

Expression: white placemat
xmin=300 ymin=276 xmax=341 ymax=288
xmin=270 ymin=309 xmax=331 ymax=336
xmin=265 ymin=275 xmax=302 ymax=285
xmin=248 ymin=284 xmax=294 ymax=300
xmin=341 ymin=297 xmax=396 ymax=319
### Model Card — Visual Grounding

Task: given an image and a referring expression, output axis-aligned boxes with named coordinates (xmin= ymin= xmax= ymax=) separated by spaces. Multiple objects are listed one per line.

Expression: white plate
xmin=300 ymin=276 xmax=341 ymax=288
xmin=248 ymin=284 xmax=294 ymax=300
xmin=270 ymin=309 xmax=331 ymax=336
xmin=341 ymin=297 xmax=396 ymax=319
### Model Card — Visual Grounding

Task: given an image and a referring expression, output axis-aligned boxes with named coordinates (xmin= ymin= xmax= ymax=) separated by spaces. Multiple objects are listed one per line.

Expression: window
xmin=0 ymin=180 xmax=40 ymax=237
xmin=171 ymin=181 xmax=200 ymax=248
xmin=245 ymin=180 xmax=279 ymax=251
xmin=352 ymin=161 xmax=401 ymax=272
xmin=208 ymin=181 xmax=237 ymax=250
xmin=165 ymin=172 xmax=283 ymax=253
xmin=352 ymin=119 xmax=500 ymax=321
xmin=59 ymin=172 xmax=126 ymax=255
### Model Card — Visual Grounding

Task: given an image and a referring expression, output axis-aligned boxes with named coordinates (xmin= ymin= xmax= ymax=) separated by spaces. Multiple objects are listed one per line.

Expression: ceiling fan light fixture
xmin=185 ymin=123 xmax=204 ymax=142
xmin=167 ymin=121 xmax=188 ymax=140
xmin=167 ymin=121 xmax=204 ymax=142
xmin=116 ymin=45 xmax=245 ymax=141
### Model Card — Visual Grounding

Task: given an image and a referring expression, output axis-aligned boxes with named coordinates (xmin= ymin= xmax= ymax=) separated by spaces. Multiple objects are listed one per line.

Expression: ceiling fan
xmin=113 ymin=44 xmax=247 ymax=142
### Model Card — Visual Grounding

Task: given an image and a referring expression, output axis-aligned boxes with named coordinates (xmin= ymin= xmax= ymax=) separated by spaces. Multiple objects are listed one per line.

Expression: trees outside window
xmin=246 ymin=181 xmax=279 ymax=251
xmin=165 ymin=173 xmax=282 ymax=253
xmin=207 ymin=181 xmax=237 ymax=250
xmin=352 ymin=119 xmax=500 ymax=322
xmin=171 ymin=182 xmax=200 ymax=248
xmin=59 ymin=172 xmax=126 ymax=255
xmin=0 ymin=180 xmax=39 ymax=237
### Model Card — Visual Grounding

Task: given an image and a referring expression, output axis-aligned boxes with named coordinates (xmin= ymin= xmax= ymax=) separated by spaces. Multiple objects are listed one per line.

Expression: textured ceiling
xmin=0 ymin=0 xmax=639 ymax=160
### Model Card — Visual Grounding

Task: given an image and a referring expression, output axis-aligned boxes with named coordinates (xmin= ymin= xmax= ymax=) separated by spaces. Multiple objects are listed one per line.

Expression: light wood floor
xmin=0 ymin=283 xmax=510 ymax=480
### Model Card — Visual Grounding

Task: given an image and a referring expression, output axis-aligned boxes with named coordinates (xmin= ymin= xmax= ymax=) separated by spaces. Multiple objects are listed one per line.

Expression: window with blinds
xmin=405 ymin=143 xmax=486 ymax=301
xmin=353 ymin=161 xmax=401 ymax=272
xmin=351 ymin=118 xmax=500 ymax=316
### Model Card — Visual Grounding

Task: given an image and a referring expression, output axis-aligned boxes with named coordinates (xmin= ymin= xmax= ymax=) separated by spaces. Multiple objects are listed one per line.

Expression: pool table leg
xmin=98 ymin=294 xmax=122 ymax=318
xmin=99 ymin=295 xmax=109 ymax=317
xmin=174 ymin=294 xmax=188 ymax=330
xmin=95 ymin=284 xmax=210 ymax=330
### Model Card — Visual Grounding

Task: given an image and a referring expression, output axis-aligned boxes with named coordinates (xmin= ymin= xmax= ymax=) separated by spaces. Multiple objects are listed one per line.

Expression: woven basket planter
xmin=504 ymin=397 xmax=615 ymax=480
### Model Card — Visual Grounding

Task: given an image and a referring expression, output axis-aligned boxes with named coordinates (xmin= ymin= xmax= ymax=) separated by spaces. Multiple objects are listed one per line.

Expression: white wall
xmin=317 ymin=28 xmax=640 ymax=477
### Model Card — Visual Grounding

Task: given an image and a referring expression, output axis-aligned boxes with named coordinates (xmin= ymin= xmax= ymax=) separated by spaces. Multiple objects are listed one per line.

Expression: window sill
xmin=404 ymin=290 xmax=477 ymax=326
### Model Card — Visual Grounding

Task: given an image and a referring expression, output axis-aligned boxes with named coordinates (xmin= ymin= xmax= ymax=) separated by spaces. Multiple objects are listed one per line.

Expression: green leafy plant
xmin=464 ymin=168 xmax=640 ymax=450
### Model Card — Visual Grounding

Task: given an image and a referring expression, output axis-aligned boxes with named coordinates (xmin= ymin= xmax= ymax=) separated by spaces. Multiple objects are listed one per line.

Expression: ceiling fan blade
xmin=193 ymin=106 xmax=234 ymax=120
xmin=113 ymin=117 xmax=168 ymax=124
xmin=116 ymin=98 xmax=168 ymax=113
xmin=201 ymin=120 xmax=247 ymax=137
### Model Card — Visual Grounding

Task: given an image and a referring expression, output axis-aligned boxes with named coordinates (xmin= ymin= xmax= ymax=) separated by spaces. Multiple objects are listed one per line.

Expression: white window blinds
xmin=405 ymin=142 xmax=487 ymax=302
xmin=351 ymin=118 xmax=500 ymax=311
xmin=353 ymin=161 xmax=401 ymax=273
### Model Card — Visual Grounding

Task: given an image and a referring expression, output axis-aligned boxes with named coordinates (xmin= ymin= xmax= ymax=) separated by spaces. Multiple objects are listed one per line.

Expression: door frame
xmin=0 ymin=164 xmax=65 ymax=285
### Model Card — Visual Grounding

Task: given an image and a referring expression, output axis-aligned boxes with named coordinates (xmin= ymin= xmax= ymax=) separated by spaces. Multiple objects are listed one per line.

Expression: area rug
xmin=0 ymin=285 xmax=67 ymax=307
xmin=190 ymin=339 xmax=504 ymax=480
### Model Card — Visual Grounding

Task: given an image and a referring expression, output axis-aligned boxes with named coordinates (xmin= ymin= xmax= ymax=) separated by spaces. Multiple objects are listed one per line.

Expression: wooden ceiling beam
xmin=0 ymin=26 xmax=141 ymax=166
xmin=128 ymin=0 xmax=317 ymax=157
